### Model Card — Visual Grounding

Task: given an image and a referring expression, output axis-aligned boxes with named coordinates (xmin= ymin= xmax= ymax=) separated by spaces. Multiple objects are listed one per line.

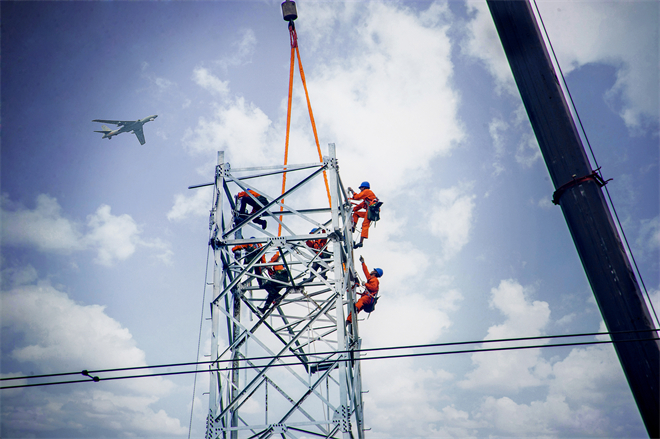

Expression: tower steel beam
xmin=487 ymin=2 xmax=659 ymax=436
xmin=205 ymin=146 xmax=365 ymax=438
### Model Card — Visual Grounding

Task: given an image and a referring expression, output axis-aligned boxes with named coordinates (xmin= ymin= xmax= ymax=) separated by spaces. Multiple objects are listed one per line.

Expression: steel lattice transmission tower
xmin=204 ymin=145 xmax=365 ymax=439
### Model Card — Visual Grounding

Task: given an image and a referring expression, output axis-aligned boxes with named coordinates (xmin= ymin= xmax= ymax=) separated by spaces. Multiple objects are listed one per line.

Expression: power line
xmin=3 ymin=328 xmax=654 ymax=382
xmin=3 ymin=330 xmax=657 ymax=390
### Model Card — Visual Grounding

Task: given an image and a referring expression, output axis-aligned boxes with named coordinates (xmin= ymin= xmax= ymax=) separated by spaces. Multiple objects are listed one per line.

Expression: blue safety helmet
xmin=359 ymin=181 xmax=370 ymax=189
xmin=374 ymin=268 xmax=383 ymax=277
xmin=310 ymin=228 xmax=319 ymax=234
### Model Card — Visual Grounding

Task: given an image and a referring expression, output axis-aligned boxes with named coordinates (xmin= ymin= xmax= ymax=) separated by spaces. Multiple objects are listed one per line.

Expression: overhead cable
xmin=3 ymin=330 xmax=658 ymax=390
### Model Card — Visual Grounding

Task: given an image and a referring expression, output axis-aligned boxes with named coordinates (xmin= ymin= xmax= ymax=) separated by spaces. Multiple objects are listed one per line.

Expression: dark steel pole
xmin=487 ymin=1 xmax=659 ymax=437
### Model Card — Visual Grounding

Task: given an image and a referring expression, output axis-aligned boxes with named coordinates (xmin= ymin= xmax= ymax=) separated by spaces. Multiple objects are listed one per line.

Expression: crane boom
xmin=487 ymin=1 xmax=659 ymax=437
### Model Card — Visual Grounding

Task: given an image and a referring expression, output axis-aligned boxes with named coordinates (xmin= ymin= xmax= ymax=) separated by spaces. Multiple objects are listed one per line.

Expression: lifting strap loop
xmin=278 ymin=20 xmax=332 ymax=237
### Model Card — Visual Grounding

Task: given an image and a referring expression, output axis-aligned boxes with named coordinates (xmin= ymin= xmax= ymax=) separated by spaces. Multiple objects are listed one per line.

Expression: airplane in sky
xmin=93 ymin=115 xmax=158 ymax=145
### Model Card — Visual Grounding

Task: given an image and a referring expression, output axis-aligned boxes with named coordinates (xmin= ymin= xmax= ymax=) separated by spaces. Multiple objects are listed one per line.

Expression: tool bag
xmin=367 ymin=201 xmax=383 ymax=222
xmin=362 ymin=295 xmax=379 ymax=313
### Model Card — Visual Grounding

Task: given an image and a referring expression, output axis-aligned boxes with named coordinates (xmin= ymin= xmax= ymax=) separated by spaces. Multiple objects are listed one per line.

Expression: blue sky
xmin=1 ymin=1 xmax=658 ymax=438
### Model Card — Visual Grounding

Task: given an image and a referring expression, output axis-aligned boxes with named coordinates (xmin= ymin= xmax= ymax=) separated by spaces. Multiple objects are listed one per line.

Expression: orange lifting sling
xmin=278 ymin=21 xmax=332 ymax=236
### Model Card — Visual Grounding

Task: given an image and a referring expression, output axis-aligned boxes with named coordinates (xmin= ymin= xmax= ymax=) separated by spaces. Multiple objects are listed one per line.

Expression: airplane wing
xmin=133 ymin=126 xmax=146 ymax=145
xmin=92 ymin=119 xmax=133 ymax=126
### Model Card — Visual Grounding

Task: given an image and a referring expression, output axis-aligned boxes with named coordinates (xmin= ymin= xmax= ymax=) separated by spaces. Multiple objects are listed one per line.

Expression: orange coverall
xmin=306 ymin=236 xmax=329 ymax=279
xmin=259 ymin=252 xmax=288 ymax=311
xmin=232 ymin=243 xmax=266 ymax=275
xmin=347 ymin=261 xmax=379 ymax=323
xmin=351 ymin=188 xmax=378 ymax=239
xmin=236 ymin=190 xmax=267 ymax=229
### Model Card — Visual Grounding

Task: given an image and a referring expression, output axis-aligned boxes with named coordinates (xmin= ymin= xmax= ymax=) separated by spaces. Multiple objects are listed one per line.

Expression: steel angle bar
xmin=259 ymin=364 xmax=340 ymax=439
xmin=292 ymin=329 xmax=339 ymax=352
xmin=223 ymin=233 xmax=330 ymax=247
xmin=230 ymin=162 xmax=324 ymax=173
xmin=233 ymin=164 xmax=325 ymax=181
xmin=212 ymin=243 xmax=274 ymax=307
xmin=243 ymin=292 xmax=337 ymax=371
xmin=213 ymin=302 xmax=290 ymax=372
xmin=223 ymin=180 xmax=237 ymax=212
xmin=228 ymin=360 xmax=317 ymax=428
xmin=189 ymin=181 xmax=215 ymax=189
xmin=219 ymin=292 xmax=333 ymax=379
xmin=335 ymin=173 xmax=351 ymax=208
xmin=216 ymin=296 xmax=339 ymax=421
xmin=286 ymin=425 xmax=341 ymax=439
xmin=222 ymin=166 xmax=330 ymax=239
xmin=236 ymin=415 xmax=259 ymax=438
xmin=223 ymin=297 xmax=311 ymax=366
xmin=189 ymin=164 xmax=325 ymax=190
xmin=269 ymin=208 xmax=332 ymax=217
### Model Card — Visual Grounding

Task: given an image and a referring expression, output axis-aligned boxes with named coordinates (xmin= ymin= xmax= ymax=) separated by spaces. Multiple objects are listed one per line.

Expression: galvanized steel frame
xmin=205 ymin=146 xmax=365 ymax=439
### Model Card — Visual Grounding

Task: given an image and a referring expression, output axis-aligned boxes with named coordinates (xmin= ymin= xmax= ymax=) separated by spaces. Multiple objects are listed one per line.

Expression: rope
xmin=278 ymin=21 xmax=332 ymax=237
xmin=295 ymin=44 xmax=332 ymax=207
xmin=531 ymin=0 xmax=659 ymax=328
xmin=278 ymin=26 xmax=296 ymax=237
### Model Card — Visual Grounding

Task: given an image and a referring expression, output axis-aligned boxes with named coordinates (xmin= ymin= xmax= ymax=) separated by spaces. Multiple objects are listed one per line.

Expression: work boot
xmin=254 ymin=218 xmax=267 ymax=230
xmin=353 ymin=242 xmax=363 ymax=249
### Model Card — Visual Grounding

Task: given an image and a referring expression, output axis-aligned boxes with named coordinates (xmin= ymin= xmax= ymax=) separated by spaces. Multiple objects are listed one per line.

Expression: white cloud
xmin=216 ymin=28 xmax=257 ymax=70
xmin=515 ymin=131 xmax=543 ymax=167
xmin=459 ymin=279 xmax=551 ymax=392
xmin=475 ymin=342 xmax=639 ymax=437
xmin=538 ymin=197 xmax=554 ymax=210
xmin=185 ymin=2 xmax=465 ymax=198
xmin=427 ymin=184 xmax=477 ymax=260
xmin=536 ymin=0 xmax=658 ymax=132
xmin=192 ymin=67 xmax=229 ymax=96
xmin=167 ymin=186 xmax=213 ymax=222
xmin=182 ymin=95 xmax=274 ymax=168
xmin=1 ymin=279 xmax=185 ymax=437
xmin=1 ymin=194 xmax=169 ymax=266
xmin=488 ymin=116 xmax=509 ymax=175
xmin=84 ymin=204 xmax=141 ymax=266
xmin=465 ymin=0 xmax=659 ymax=133
xmin=462 ymin=2 xmax=516 ymax=96
xmin=489 ymin=117 xmax=508 ymax=152
xmin=308 ymin=2 xmax=464 ymax=194
xmin=362 ymin=357 xmax=466 ymax=438
xmin=638 ymin=215 xmax=660 ymax=252
xmin=1 ymin=193 xmax=85 ymax=253
xmin=0 ymin=264 xmax=38 ymax=290
xmin=450 ymin=282 xmax=643 ymax=437
xmin=140 ymin=61 xmax=176 ymax=94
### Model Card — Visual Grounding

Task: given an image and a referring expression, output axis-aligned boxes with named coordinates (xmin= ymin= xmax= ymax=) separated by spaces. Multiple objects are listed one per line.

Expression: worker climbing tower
xmin=202 ymin=147 xmax=365 ymax=438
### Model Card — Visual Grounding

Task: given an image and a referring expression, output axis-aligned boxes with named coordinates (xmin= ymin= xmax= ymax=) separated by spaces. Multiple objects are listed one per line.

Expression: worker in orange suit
xmin=348 ymin=182 xmax=378 ymax=249
xmin=346 ymin=255 xmax=382 ymax=324
xmin=305 ymin=228 xmax=330 ymax=281
xmin=232 ymin=240 xmax=266 ymax=277
xmin=236 ymin=189 xmax=268 ymax=230
xmin=257 ymin=251 xmax=289 ymax=314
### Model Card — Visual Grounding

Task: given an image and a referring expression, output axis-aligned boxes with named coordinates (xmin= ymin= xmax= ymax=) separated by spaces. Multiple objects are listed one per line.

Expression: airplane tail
xmin=94 ymin=125 xmax=112 ymax=138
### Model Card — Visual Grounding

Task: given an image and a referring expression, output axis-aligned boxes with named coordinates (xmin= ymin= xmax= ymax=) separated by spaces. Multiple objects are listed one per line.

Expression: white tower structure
xmin=204 ymin=145 xmax=365 ymax=438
